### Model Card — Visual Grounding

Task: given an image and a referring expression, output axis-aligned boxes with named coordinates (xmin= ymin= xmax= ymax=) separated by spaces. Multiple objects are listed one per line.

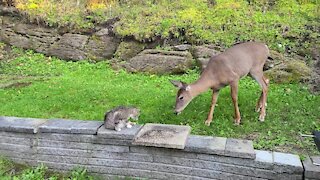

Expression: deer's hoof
xmin=205 ymin=120 xmax=211 ymax=126
xmin=259 ymin=115 xmax=265 ymax=122
xmin=234 ymin=118 xmax=241 ymax=125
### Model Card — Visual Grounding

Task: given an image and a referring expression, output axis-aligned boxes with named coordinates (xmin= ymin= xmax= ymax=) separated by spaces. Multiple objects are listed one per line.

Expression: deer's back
xmin=206 ymin=42 xmax=269 ymax=78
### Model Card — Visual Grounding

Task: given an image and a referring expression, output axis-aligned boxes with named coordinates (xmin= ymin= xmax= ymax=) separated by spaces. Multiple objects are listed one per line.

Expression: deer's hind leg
xmin=250 ymin=70 xmax=269 ymax=122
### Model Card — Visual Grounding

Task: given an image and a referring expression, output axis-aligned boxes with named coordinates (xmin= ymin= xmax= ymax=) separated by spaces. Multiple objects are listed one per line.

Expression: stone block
xmin=255 ymin=150 xmax=273 ymax=164
xmin=197 ymin=154 xmax=274 ymax=170
xmin=88 ymin=158 xmax=129 ymax=168
xmin=88 ymin=166 xmax=213 ymax=180
xmin=0 ymin=143 xmax=36 ymax=154
xmin=133 ymin=123 xmax=191 ymax=149
xmin=37 ymin=147 xmax=92 ymax=157
xmin=184 ymin=135 xmax=226 ymax=155
xmin=225 ymin=138 xmax=256 ymax=159
xmin=38 ymin=118 xmax=103 ymax=134
xmin=36 ymin=154 xmax=89 ymax=165
xmin=130 ymin=146 xmax=197 ymax=159
xmin=0 ymin=131 xmax=35 ymax=138
xmin=10 ymin=157 xmax=38 ymax=166
xmin=126 ymin=161 xmax=264 ymax=180
xmin=38 ymin=139 xmax=128 ymax=152
xmin=303 ymin=156 xmax=320 ymax=179
xmin=0 ymin=116 xmax=47 ymax=133
xmin=91 ymin=151 xmax=153 ymax=162
xmin=40 ymin=133 xmax=94 ymax=143
xmin=0 ymin=135 xmax=32 ymax=146
xmin=97 ymin=125 xmax=142 ymax=139
xmin=93 ymin=137 xmax=133 ymax=146
xmin=273 ymin=152 xmax=303 ymax=173
xmin=0 ymin=149 xmax=36 ymax=159
xmin=153 ymin=155 xmax=275 ymax=179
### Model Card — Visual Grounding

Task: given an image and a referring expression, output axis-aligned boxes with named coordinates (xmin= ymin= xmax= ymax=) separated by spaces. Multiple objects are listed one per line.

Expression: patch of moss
xmin=114 ymin=41 xmax=146 ymax=61
xmin=265 ymin=59 xmax=312 ymax=83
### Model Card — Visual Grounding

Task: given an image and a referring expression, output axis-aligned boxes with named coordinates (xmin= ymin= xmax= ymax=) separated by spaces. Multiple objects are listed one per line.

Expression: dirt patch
xmin=1 ymin=82 xmax=32 ymax=89
xmin=242 ymin=132 xmax=260 ymax=141
xmin=140 ymin=128 xmax=178 ymax=140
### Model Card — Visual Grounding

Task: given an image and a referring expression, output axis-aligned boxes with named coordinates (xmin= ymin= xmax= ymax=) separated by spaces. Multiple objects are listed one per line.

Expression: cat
xmin=104 ymin=106 xmax=140 ymax=131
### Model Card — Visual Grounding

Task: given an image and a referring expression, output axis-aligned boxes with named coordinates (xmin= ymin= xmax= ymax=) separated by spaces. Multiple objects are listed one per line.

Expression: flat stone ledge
xmin=38 ymin=119 xmax=103 ymax=135
xmin=133 ymin=123 xmax=191 ymax=149
xmin=303 ymin=156 xmax=320 ymax=179
xmin=0 ymin=116 xmax=47 ymax=134
xmin=273 ymin=152 xmax=303 ymax=173
xmin=184 ymin=135 xmax=226 ymax=155
xmin=97 ymin=124 xmax=142 ymax=140
xmin=225 ymin=138 xmax=256 ymax=159
xmin=255 ymin=150 xmax=273 ymax=164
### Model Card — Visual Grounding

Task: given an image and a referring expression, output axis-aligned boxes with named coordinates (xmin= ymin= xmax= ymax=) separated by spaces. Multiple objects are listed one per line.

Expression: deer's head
xmin=170 ymin=80 xmax=194 ymax=115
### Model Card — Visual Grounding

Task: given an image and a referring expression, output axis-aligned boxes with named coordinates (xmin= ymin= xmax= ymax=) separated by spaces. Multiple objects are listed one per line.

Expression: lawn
xmin=0 ymin=156 xmax=96 ymax=179
xmin=0 ymin=48 xmax=319 ymax=157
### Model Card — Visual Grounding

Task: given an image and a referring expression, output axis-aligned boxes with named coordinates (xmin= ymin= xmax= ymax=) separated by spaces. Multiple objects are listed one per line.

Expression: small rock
xmin=122 ymin=49 xmax=194 ymax=74
xmin=173 ymin=44 xmax=192 ymax=51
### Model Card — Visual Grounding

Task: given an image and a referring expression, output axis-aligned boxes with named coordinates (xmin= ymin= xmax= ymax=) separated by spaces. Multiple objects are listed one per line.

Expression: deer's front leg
xmin=230 ymin=81 xmax=241 ymax=125
xmin=205 ymin=90 xmax=219 ymax=126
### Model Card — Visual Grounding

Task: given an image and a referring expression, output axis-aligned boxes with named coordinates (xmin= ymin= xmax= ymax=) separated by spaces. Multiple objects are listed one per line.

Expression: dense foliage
xmin=10 ymin=0 xmax=320 ymax=55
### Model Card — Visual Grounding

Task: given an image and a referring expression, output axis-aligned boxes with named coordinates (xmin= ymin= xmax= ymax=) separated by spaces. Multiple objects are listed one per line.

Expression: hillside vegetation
xmin=8 ymin=0 xmax=320 ymax=56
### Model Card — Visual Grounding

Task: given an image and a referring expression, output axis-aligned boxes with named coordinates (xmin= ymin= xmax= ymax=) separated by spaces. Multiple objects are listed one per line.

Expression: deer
xmin=170 ymin=42 xmax=270 ymax=126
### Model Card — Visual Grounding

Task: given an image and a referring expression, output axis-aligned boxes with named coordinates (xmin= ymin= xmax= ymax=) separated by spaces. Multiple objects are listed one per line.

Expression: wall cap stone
xmin=38 ymin=118 xmax=103 ymax=135
xmin=184 ymin=135 xmax=226 ymax=156
xmin=273 ymin=152 xmax=304 ymax=173
xmin=303 ymin=156 xmax=320 ymax=179
xmin=97 ymin=124 xmax=142 ymax=140
xmin=0 ymin=116 xmax=47 ymax=134
xmin=133 ymin=123 xmax=191 ymax=149
xmin=225 ymin=138 xmax=256 ymax=159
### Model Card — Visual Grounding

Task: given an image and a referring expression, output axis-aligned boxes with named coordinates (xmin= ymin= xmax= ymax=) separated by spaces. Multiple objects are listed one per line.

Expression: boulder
xmin=114 ymin=41 xmax=145 ymax=61
xmin=0 ymin=16 xmax=119 ymax=61
xmin=85 ymin=35 xmax=119 ymax=61
xmin=0 ymin=17 xmax=60 ymax=54
xmin=191 ymin=45 xmax=220 ymax=70
xmin=122 ymin=49 xmax=194 ymax=74
xmin=47 ymin=33 xmax=88 ymax=61
xmin=265 ymin=59 xmax=312 ymax=83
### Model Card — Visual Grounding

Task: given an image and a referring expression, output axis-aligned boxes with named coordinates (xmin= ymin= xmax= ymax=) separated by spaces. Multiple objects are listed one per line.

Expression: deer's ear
xmin=170 ymin=80 xmax=184 ymax=89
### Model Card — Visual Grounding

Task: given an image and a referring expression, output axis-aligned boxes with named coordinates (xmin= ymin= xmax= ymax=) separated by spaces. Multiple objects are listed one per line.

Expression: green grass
xmin=0 ymin=156 xmax=96 ymax=180
xmin=0 ymin=48 xmax=319 ymax=157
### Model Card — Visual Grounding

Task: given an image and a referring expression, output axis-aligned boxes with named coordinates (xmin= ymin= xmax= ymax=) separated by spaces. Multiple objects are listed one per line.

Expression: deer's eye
xmin=179 ymin=96 xmax=184 ymax=100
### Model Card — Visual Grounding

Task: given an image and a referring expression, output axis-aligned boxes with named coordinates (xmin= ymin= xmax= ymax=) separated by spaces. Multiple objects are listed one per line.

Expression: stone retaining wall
xmin=0 ymin=116 xmax=319 ymax=180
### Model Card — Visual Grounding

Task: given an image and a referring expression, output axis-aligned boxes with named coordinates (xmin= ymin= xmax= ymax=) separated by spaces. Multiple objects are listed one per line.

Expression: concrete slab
xmin=38 ymin=118 xmax=103 ymax=135
xmin=254 ymin=150 xmax=273 ymax=164
xmin=132 ymin=123 xmax=191 ymax=149
xmin=0 ymin=116 xmax=47 ymax=133
xmin=303 ymin=156 xmax=320 ymax=179
xmin=273 ymin=152 xmax=303 ymax=173
xmin=225 ymin=138 xmax=255 ymax=159
xmin=311 ymin=156 xmax=320 ymax=166
xmin=184 ymin=135 xmax=226 ymax=155
xmin=97 ymin=124 xmax=142 ymax=140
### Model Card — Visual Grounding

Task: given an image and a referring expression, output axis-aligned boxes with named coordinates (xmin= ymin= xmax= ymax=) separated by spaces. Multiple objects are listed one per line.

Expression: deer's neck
xmin=189 ymin=76 xmax=213 ymax=97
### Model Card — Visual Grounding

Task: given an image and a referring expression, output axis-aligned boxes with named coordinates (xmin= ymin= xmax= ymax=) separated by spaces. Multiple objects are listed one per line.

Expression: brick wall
xmin=0 ymin=116 xmax=319 ymax=180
